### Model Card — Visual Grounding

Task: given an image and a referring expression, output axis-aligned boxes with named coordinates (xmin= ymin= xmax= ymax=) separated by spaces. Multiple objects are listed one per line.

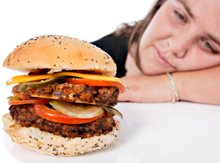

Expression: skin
xmin=118 ymin=0 xmax=220 ymax=105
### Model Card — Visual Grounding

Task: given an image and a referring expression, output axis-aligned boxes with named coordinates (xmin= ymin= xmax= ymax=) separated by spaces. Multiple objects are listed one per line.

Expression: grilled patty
xmin=12 ymin=82 xmax=119 ymax=106
xmin=9 ymin=104 xmax=116 ymax=139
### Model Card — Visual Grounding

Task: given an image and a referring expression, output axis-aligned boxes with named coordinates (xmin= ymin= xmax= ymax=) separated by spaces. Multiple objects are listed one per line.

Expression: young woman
xmin=92 ymin=0 xmax=220 ymax=105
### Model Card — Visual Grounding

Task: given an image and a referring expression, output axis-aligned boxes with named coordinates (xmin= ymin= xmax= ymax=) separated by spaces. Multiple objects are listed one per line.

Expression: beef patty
xmin=12 ymin=82 xmax=119 ymax=106
xmin=9 ymin=104 xmax=116 ymax=139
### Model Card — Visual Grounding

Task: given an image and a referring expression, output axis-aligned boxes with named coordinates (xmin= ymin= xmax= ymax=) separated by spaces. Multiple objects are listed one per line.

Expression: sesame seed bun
xmin=2 ymin=112 xmax=121 ymax=156
xmin=2 ymin=35 xmax=116 ymax=77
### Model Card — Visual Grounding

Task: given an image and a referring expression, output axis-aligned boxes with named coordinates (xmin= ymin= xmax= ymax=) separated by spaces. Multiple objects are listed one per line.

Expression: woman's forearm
xmin=174 ymin=65 xmax=220 ymax=105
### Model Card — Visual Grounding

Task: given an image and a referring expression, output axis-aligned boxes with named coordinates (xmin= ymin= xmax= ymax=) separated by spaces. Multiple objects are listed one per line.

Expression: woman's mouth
xmin=153 ymin=46 xmax=174 ymax=68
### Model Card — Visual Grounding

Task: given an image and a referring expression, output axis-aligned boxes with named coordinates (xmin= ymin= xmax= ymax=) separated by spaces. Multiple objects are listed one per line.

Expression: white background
xmin=0 ymin=0 xmax=155 ymax=162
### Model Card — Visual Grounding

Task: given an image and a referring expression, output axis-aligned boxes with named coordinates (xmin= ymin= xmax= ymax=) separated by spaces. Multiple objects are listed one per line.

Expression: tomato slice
xmin=8 ymin=98 xmax=49 ymax=105
xmin=63 ymin=78 xmax=126 ymax=94
xmin=34 ymin=104 xmax=105 ymax=124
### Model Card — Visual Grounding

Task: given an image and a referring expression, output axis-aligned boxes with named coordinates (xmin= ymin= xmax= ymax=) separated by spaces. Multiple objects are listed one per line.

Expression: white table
xmin=1 ymin=102 xmax=220 ymax=163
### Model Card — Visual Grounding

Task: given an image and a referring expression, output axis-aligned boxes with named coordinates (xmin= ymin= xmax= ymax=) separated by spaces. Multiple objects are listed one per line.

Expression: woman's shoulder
xmin=91 ymin=34 xmax=128 ymax=55
xmin=91 ymin=34 xmax=129 ymax=77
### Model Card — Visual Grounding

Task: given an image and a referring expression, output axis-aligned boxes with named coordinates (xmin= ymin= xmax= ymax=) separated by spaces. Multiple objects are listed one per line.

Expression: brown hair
xmin=113 ymin=0 xmax=166 ymax=70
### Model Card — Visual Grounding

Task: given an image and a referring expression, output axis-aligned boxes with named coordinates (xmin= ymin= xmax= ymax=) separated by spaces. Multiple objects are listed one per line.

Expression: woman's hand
xmin=118 ymin=74 xmax=173 ymax=103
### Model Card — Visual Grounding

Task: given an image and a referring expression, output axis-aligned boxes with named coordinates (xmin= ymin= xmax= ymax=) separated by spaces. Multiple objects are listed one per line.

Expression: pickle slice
xmin=7 ymin=96 xmax=21 ymax=101
xmin=17 ymin=76 xmax=65 ymax=92
xmin=103 ymin=106 xmax=123 ymax=119
xmin=49 ymin=100 xmax=104 ymax=118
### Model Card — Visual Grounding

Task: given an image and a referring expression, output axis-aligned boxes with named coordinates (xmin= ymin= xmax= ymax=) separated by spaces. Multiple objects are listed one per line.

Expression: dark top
xmin=91 ymin=34 xmax=129 ymax=77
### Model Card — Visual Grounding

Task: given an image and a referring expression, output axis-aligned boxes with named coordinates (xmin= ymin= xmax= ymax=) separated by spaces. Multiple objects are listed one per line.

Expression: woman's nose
xmin=167 ymin=34 xmax=192 ymax=58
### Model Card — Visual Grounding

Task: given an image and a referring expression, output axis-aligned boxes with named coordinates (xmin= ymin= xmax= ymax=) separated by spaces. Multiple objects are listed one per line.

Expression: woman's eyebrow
xmin=176 ymin=0 xmax=194 ymax=19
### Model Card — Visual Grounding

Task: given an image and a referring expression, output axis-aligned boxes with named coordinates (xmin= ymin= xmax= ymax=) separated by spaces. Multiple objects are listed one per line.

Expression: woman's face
xmin=139 ymin=0 xmax=220 ymax=75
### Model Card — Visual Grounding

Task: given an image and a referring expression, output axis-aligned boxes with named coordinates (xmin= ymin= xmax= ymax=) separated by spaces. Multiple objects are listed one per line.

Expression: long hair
xmin=113 ymin=0 xmax=166 ymax=70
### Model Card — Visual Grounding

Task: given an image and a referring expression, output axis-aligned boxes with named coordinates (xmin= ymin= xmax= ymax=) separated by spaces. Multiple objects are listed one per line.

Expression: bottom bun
xmin=2 ymin=112 xmax=121 ymax=156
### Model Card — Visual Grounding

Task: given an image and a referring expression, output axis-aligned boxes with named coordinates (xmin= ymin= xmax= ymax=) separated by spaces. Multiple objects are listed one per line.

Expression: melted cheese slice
xmin=6 ymin=72 xmax=120 ymax=85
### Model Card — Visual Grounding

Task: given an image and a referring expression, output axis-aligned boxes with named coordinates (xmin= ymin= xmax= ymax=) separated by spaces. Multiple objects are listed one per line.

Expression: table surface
xmin=1 ymin=102 xmax=220 ymax=163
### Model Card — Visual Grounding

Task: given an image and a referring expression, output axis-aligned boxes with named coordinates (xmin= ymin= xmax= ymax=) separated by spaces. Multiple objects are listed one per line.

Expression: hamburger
xmin=2 ymin=35 xmax=126 ymax=156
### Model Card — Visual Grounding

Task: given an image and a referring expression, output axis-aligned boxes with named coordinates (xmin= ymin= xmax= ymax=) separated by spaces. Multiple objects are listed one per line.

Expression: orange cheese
xmin=6 ymin=72 xmax=120 ymax=85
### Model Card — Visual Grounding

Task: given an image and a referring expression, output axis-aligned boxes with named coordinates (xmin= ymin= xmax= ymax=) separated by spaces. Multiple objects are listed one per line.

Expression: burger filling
xmin=12 ymin=82 xmax=119 ymax=106
xmin=9 ymin=104 xmax=116 ymax=139
xmin=7 ymin=71 xmax=124 ymax=139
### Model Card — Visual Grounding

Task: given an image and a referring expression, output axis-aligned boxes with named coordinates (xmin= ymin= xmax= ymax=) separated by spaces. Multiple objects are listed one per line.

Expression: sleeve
xmin=91 ymin=35 xmax=128 ymax=78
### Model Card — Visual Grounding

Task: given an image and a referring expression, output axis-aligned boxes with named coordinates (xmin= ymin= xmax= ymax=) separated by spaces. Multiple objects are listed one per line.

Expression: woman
xmin=92 ymin=0 xmax=220 ymax=105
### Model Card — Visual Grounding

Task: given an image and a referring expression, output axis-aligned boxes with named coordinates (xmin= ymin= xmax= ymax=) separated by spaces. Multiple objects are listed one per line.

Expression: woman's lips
xmin=153 ymin=46 xmax=174 ymax=68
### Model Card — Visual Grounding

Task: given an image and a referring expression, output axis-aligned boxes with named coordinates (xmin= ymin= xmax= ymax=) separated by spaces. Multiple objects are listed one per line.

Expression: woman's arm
xmin=118 ymin=65 xmax=220 ymax=105
xmin=174 ymin=65 xmax=220 ymax=105
xmin=118 ymin=74 xmax=174 ymax=103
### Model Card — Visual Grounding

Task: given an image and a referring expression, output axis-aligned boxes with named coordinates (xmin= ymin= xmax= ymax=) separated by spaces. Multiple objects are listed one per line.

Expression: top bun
xmin=3 ymin=35 xmax=116 ymax=77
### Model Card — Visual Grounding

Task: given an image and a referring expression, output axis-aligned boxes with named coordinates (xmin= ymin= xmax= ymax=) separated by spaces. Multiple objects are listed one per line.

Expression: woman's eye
xmin=174 ymin=10 xmax=186 ymax=23
xmin=202 ymin=39 xmax=218 ymax=54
